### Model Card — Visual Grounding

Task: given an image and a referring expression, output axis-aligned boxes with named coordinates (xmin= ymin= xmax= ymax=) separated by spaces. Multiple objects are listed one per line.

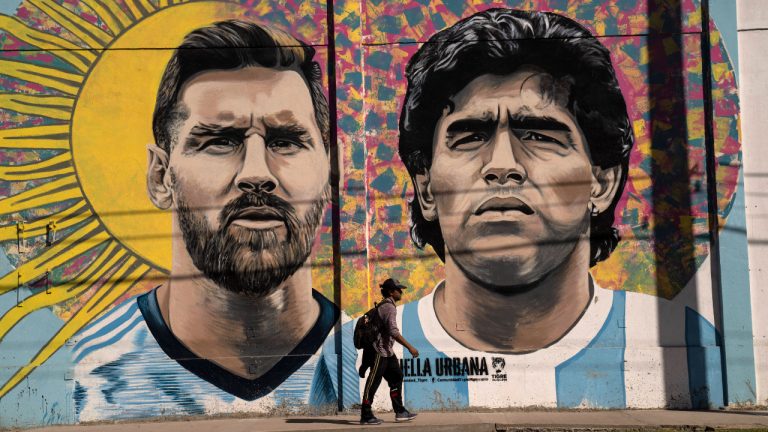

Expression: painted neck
xmin=434 ymin=238 xmax=593 ymax=353
xmin=156 ymin=230 xmax=319 ymax=379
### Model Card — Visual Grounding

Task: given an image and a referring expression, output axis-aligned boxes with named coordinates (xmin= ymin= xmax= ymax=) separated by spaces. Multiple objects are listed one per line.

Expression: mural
xmin=353 ymin=3 xmax=740 ymax=411
xmin=0 ymin=0 xmax=752 ymax=428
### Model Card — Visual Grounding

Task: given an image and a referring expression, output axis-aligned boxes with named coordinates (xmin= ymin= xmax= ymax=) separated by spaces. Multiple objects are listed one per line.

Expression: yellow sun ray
xmin=0 ymin=94 xmax=74 ymax=121
xmin=79 ymin=0 xmax=131 ymax=35
xmin=0 ymin=175 xmax=80 ymax=215
xmin=0 ymin=153 xmax=73 ymax=182
xmin=124 ymin=0 xmax=157 ymax=21
xmin=0 ymin=202 xmax=90 ymax=242
xmin=0 ymin=125 xmax=70 ymax=150
xmin=0 ymin=241 xmax=122 ymax=343
xmin=0 ymin=60 xmax=82 ymax=96
xmin=0 ymin=257 xmax=150 ymax=399
xmin=0 ymin=153 xmax=73 ymax=181
xmin=157 ymin=0 xmax=188 ymax=5
xmin=0 ymin=15 xmax=94 ymax=73
xmin=0 ymin=220 xmax=109 ymax=295
xmin=27 ymin=0 xmax=112 ymax=48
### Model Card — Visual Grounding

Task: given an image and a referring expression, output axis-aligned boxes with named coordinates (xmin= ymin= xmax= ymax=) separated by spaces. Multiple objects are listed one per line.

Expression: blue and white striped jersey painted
xmin=341 ymin=267 xmax=723 ymax=411
xmin=71 ymin=288 xmax=340 ymax=422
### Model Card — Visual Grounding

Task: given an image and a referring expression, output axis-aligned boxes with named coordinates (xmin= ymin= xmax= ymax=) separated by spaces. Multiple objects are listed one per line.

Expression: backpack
xmin=353 ymin=302 xmax=386 ymax=349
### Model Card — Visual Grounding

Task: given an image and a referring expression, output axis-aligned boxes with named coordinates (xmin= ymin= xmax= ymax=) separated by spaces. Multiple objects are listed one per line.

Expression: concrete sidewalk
xmin=16 ymin=410 xmax=768 ymax=432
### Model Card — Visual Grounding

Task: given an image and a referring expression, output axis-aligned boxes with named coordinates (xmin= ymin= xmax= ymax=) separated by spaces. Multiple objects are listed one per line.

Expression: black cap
xmin=381 ymin=278 xmax=407 ymax=293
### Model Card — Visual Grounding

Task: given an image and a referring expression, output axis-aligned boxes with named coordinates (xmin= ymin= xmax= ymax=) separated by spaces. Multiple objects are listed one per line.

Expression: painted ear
xmin=147 ymin=144 xmax=173 ymax=210
xmin=412 ymin=171 xmax=437 ymax=221
xmin=590 ymin=165 xmax=622 ymax=214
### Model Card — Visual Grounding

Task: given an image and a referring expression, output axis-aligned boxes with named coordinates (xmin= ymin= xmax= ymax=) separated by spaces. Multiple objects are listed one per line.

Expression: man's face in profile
xmin=422 ymin=67 xmax=605 ymax=288
xmin=167 ymin=66 xmax=330 ymax=294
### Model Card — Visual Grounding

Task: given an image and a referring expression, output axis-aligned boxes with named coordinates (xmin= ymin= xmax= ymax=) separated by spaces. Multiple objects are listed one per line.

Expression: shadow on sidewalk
xmin=285 ymin=418 xmax=361 ymax=425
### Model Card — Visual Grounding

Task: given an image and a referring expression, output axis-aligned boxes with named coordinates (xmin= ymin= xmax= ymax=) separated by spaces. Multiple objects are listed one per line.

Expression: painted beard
xmin=175 ymin=185 xmax=329 ymax=296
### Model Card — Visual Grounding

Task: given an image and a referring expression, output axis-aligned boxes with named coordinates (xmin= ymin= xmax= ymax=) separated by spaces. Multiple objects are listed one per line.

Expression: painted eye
xmin=202 ymin=137 xmax=239 ymax=154
xmin=268 ymin=139 xmax=305 ymax=155
xmin=521 ymin=131 xmax=564 ymax=147
xmin=451 ymin=132 xmax=489 ymax=150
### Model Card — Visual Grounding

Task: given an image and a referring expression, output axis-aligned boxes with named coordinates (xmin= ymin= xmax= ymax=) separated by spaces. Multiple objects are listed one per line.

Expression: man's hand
xmin=394 ymin=334 xmax=419 ymax=358
xmin=408 ymin=346 xmax=419 ymax=358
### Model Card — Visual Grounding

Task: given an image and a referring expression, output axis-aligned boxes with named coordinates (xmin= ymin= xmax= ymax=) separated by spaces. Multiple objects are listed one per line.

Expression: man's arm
xmin=393 ymin=333 xmax=419 ymax=358
xmin=381 ymin=303 xmax=419 ymax=358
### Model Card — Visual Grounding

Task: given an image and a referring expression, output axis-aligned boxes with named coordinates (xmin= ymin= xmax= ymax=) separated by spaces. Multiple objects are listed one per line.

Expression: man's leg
xmin=360 ymin=352 xmax=386 ymax=423
xmin=382 ymin=355 xmax=405 ymax=413
xmin=382 ymin=355 xmax=416 ymax=422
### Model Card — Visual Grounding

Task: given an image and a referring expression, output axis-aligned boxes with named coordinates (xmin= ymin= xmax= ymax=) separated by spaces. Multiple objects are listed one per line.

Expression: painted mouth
xmin=225 ymin=207 xmax=285 ymax=229
xmin=474 ymin=196 xmax=534 ymax=216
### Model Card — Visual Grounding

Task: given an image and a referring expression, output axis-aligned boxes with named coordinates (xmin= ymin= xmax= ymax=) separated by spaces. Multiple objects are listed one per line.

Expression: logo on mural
xmin=401 ymin=356 xmax=491 ymax=384
xmin=491 ymin=357 xmax=507 ymax=382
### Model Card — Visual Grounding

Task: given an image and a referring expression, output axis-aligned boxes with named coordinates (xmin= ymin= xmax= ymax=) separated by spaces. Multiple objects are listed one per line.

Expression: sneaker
xmin=395 ymin=410 xmax=417 ymax=422
xmin=360 ymin=416 xmax=383 ymax=425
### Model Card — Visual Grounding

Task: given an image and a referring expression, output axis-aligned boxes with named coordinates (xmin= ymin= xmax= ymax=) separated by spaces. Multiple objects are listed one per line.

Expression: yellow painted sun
xmin=0 ymin=0 xmax=252 ymax=398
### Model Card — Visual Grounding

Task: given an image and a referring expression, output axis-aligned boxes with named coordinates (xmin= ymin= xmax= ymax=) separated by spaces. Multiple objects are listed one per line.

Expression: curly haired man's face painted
xmin=414 ymin=68 xmax=619 ymax=287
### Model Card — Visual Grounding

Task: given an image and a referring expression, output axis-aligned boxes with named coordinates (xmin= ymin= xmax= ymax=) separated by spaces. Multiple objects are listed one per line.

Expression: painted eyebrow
xmin=188 ymin=123 xmax=248 ymax=137
xmin=508 ymin=115 xmax=571 ymax=132
xmin=445 ymin=118 xmax=496 ymax=135
xmin=263 ymin=121 xmax=315 ymax=148
xmin=445 ymin=115 xmax=571 ymax=135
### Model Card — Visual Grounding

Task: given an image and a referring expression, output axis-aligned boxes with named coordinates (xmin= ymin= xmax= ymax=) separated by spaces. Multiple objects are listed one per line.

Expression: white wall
xmin=738 ymin=0 xmax=768 ymax=405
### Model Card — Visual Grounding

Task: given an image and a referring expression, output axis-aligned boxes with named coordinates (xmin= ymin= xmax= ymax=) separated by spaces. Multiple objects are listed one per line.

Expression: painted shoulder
xmin=70 ymin=296 xmax=145 ymax=365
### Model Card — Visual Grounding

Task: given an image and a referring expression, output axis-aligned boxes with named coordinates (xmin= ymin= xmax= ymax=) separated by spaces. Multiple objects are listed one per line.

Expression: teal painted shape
xmin=376 ymin=15 xmax=402 ymax=35
xmin=0 ymin=1 xmax=21 ymax=14
xmin=342 ymin=11 xmax=359 ymax=27
xmin=370 ymin=229 xmax=391 ymax=251
xmin=336 ymin=32 xmax=353 ymax=48
xmin=339 ymin=114 xmax=359 ymax=134
xmin=686 ymin=307 xmax=725 ymax=408
xmin=370 ymin=168 xmax=396 ymax=192
xmin=365 ymin=112 xmax=383 ymax=129
xmin=384 ymin=205 xmax=402 ymax=222
xmin=711 ymin=0 xmax=738 ymax=81
xmin=430 ymin=13 xmax=446 ymax=31
xmin=376 ymin=142 xmax=394 ymax=161
xmin=344 ymin=71 xmax=362 ymax=87
xmin=443 ymin=0 xmax=465 ymax=17
xmin=377 ymin=85 xmax=395 ymax=101
xmin=386 ymin=113 xmax=398 ymax=130
xmin=368 ymin=51 xmax=393 ymax=70
xmin=404 ymin=7 xmax=424 ymax=27
xmin=352 ymin=141 xmax=365 ymax=168
xmin=555 ymin=291 xmax=626 ymax=408
xmin=718 ymin=171 xmax=757 ymax=403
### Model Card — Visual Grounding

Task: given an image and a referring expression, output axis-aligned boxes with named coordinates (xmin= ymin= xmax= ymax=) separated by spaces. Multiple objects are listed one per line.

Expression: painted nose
xmin=481 ymin=130 xmax=527 ymax=185
xmin=237 ymin=178 xmax=276 ymax=193
xmin=235 ymin=139 xmax=278 ymax=194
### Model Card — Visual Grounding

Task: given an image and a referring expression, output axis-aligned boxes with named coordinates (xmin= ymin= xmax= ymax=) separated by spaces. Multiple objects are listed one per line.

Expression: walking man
xmin=360 ymin=278 xmax=419 ymax=424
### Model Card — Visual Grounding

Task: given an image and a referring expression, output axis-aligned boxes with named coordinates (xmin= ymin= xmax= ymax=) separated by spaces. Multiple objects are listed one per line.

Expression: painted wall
xmin=0 ymin=0 xmax=757 ymax=428
xmin=737 ymin=0 xmax=768 ymax=407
